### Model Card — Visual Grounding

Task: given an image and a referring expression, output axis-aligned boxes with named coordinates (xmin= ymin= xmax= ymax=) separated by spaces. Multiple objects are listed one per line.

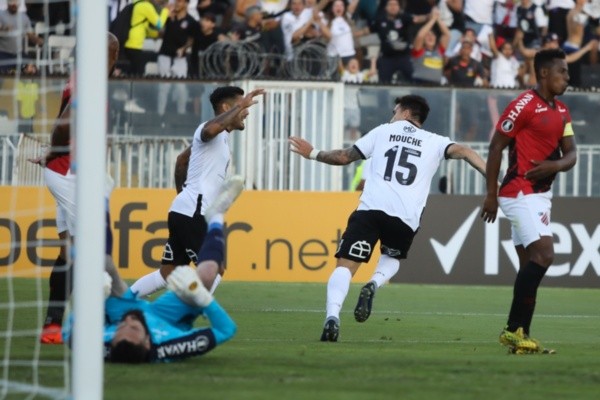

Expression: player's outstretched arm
xmin=288 ymin=136 xmax=362 ymax=166
xmin=201 ymin=89 xmax=266 ymax=141
xmin=446 ymin=143 xmax=487 ymax=178
xmin=104 ymin=256 xmax=128 ymax=297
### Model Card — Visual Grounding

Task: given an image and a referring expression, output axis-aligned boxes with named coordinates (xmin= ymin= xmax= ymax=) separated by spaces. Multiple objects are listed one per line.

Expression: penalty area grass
xmin=2 ymin=280 xmax=599 ymax=400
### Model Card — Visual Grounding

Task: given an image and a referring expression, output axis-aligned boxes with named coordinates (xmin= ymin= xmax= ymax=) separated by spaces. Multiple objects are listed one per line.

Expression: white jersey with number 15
xmin=354 ymin=120 xmax=453 ymax=232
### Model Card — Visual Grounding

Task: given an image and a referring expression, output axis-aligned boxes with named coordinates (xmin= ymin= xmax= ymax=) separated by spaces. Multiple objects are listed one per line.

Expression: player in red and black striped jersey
xmin=481 ymin=48 xmax=577 ymax=354
xmin=39 ymin=33 xmax=121 ymax=344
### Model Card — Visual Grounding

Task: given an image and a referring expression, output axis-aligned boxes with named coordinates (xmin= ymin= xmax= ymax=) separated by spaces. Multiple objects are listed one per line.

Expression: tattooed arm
xmin=288 ymin=136 xmax=363 ymax=166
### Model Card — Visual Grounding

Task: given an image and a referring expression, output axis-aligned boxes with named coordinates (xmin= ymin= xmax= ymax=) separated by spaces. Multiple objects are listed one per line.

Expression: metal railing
xmin=4 ymin=133 xmax=189 ymax=189
xmin=4 ymin=136 xmax=600 ymax=197
xmin=440 ymin=142 xmax=600 ymax=197
xmin=1 ymin=79 xmax=599 ymax=196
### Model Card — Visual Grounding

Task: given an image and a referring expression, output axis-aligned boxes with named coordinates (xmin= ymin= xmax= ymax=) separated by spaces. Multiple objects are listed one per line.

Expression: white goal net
xmin=0 ymin=1 xmax=105 ymax=399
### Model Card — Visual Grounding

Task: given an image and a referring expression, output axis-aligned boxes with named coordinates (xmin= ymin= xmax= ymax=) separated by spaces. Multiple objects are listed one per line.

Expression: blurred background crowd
xmin=2 ymin=0 xmax=600 ymax=89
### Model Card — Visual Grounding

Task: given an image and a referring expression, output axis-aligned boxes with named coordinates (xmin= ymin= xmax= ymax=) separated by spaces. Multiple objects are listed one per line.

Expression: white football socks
xmin=325 ymin=267 xmax=352 ymax=320
xmin=130 ymin=269 xmax=167 ymax=297
xmin=370 ymin=255 xmax=400 ymax=289
xmin=209 ymin=273 xmax=222 ymax=294
xmin=208 ymin=213 xmax=224 ymax=227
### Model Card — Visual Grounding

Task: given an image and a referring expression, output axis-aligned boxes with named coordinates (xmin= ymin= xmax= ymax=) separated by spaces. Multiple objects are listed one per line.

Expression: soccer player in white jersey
xmin=130 ymin=86 xmax=265 ymax=297
xmin=289 ymin=95 xmax=487 ymax=342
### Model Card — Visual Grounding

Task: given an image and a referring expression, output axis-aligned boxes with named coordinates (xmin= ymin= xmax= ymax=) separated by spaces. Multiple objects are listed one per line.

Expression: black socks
xmin=45 ymin=255 xmax=72 ymax=325
xmin=507 ymin=261 xmax=547 ymax=335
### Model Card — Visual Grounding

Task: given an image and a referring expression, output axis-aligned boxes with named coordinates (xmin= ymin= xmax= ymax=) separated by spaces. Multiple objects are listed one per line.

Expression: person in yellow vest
xmin=16 ymin=78 xmax=39 ymax=133
xmin=124 ymin=0 xmax=171 ymax=76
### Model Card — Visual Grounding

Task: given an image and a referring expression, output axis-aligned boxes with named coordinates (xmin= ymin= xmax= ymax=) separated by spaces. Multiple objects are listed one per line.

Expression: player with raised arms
xmin=289 ymin=94 xmax=487 ymax=341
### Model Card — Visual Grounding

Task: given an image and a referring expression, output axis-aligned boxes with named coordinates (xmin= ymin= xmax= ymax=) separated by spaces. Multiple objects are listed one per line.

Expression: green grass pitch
xmin=1 ymin=279 xmax=599 ymax=400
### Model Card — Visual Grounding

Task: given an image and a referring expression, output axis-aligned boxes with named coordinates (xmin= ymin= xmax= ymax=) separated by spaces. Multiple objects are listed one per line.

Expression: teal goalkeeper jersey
xmin=63 ymin=288 xmax=236 ymax=362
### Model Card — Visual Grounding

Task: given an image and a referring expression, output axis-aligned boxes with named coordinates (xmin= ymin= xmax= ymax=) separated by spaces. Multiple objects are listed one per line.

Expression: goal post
xmin=0 ymin=1 xmax=108 ymax=398
xmin=72 ymin=1 xmax=107 ymax=399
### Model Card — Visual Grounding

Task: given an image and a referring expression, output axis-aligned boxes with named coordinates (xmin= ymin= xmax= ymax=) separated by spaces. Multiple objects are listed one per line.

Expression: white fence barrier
xmin=3 ymin=134 xmax=600 ymax=197
xmin=2 ymin=133 xmax=190 ymax=189
xmin=440 ymin=142 xmax=600 ymax=197
xmin=233 ymin=80 xmax=345 ymax=191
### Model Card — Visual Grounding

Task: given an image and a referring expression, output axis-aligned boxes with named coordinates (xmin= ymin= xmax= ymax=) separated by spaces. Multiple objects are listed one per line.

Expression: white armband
xmin=309 ymin=149 xmax=320 ymax=160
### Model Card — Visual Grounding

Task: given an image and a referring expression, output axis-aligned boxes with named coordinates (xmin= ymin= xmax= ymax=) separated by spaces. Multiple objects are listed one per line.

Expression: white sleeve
xmin=354 ymin=127 xmax=380 ymax=159
xmin=436 ymin=135 xmax=453 ymax=161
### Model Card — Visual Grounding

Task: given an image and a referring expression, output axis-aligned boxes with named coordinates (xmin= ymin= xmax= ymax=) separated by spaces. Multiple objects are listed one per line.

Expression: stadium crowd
xmin=1 ymin=0 xmax=600 ymax=88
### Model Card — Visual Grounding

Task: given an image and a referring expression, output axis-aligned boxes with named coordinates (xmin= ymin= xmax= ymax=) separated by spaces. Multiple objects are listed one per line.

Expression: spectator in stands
xmin=229 ymin=5 xmax=284 ymax=76
xmin=488 ymin=31 xmax=523 ymax=88
xmin=189 ymin=12 xmax=226 ymax=77
xmin=493 ymin=0 xmax=518 ymax=41
xmin=232 ymin=5 xmax=284 ymax=53
xmin=516 ymin=31 xmax=597 ymax=86
xmin=444 ymin=40 xmax=487 ymax=86
xmin=341 ymin=56 xmax=377 ymax=142
xmin=196 ymin=0 xmax=233 ymax=29
xmin=446 ymin=27 xmax=483 ymax=62
xmin=0 ymin=0 xmax=43 ymax=73
xmin=123 ymin=0 xmax=171 ymax=76
xmin=233 ymin=0 xmax=287 ymax=57
xmin=563 ymin=0 xmax=590 ymax=86
xmin=157 ymin=0 xmax=197 ymax=116
xmin=341 ymin=55 xmax=377 ymax=83
xmin=586 ymin=0 xmax=600 ymax=65
xmin=463 ymin=0 xmax=494 ymax=35
xmin=516 ymin=0 xmax=545 ymax=49
xmin=404 ymin=0 xmax=436 ymax=38
xmin=234 ymin=0 xmax=257 ymax=24
xmin=547 ymin=0 xmax=575 ymax=44
xmin=411 ymin=7 xmax=450 ymax=85
xmin=280 ymin=0 xmax=314 ymax=61
xmin=444 ymin=40 xmax=487 ymax=141
xmin=189 ymin=12 xmax=225 ymax=116
xmin=353 ymin=0 xmax=379 ymax=25
xmin=370 ymin=0 xmax=429 ymax=84
xmin=463 ymin=0 xmax=495 ymax=59
xmin=231 ymin=5 xmax=263 ymax=42
xmin=439 ymin=0 xmax=466 ymax=57
xmin=259 ymin=0 xmax=289 ymax=33
xmin=320 ymin=0 xmax=358 ymax=69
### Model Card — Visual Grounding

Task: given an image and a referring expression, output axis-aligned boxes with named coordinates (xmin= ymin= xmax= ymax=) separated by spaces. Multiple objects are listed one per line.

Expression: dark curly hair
xmin=209 ymin=86 xmax=245 ymax=113
xmin=109 ymin=310 xmax=151 ymax=364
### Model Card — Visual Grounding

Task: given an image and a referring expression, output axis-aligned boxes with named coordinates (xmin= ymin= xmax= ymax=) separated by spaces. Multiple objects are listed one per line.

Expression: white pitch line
xmin=233 ymin=338 xmax=571 ymax=344
xmin=229 ymin=308 xmax=600 ymax=319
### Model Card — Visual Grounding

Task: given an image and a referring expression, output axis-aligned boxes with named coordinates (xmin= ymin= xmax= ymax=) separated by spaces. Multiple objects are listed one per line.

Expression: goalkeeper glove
xmin=167 ymin=267 xmax=213 ymax=307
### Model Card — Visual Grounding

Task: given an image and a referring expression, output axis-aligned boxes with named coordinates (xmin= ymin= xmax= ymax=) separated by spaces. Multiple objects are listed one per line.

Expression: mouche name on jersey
xmin=389 ymin=133 xmax=422 ymax=147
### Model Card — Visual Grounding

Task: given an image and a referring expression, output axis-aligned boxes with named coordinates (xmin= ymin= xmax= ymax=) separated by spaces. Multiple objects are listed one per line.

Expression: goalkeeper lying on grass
xmin=64 ymin=177 xmax=244 ymax=363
